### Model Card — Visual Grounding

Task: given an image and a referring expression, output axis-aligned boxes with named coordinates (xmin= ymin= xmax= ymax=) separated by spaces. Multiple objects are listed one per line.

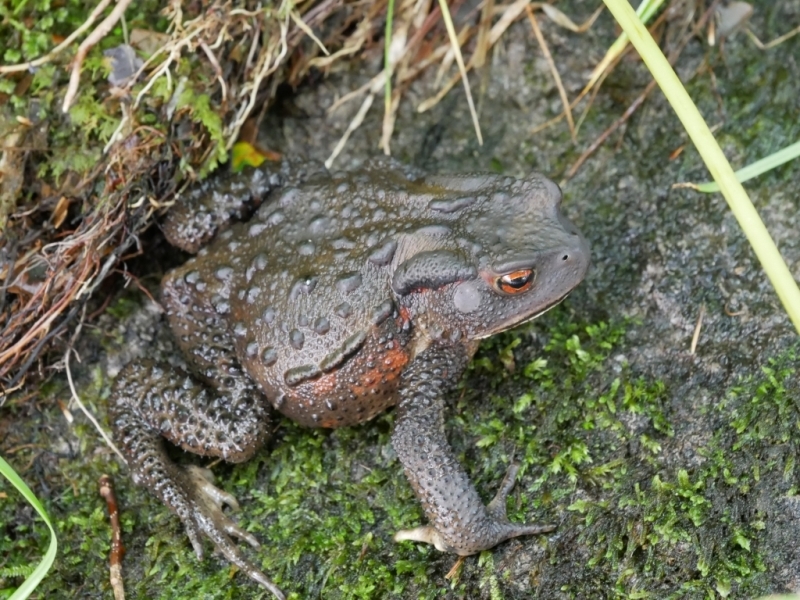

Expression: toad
xmin=110 ymin=158 xmax=590 ymax=599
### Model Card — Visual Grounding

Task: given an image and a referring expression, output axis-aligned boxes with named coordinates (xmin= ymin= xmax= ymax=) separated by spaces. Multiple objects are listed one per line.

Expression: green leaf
xmin=0 ymin=456 xmax=58 ymax=600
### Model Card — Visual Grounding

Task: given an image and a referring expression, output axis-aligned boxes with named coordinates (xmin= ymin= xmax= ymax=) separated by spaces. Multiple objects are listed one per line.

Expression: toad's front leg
xmin=391 ymin=343 xmax=554 ymax=555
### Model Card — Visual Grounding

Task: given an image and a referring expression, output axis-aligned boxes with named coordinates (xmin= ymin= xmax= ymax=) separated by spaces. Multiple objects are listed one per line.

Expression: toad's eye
xmin=496 ymin=269 xmax=535 ymax=294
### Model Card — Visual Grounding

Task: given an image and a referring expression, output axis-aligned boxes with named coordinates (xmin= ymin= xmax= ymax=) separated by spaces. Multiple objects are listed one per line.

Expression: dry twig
xmin=744 ymin=22 xmax=800 ymax=49
xmin=66 ymin=347 xmax=126 ymax=462
xmin=99 ymin=474 xmax=126 ymax=600
xmin=525 ymin=5 xmax=575 ymax=142
xmin=690 ymin=304 xmax=705 ymax=355
xmin=445 ymin=555 xmax=466 ymax=580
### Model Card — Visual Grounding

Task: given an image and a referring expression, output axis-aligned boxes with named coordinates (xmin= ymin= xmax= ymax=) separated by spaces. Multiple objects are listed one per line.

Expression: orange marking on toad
xmin=349 ymin=342 xmax=410 ymax=398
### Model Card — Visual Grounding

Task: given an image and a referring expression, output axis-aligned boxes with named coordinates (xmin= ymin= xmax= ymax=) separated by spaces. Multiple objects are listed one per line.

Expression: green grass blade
xmin=0 ymin=455 xmax=58 ymax=600
xmin=604 ymin=0 xmax=666 ymax=57
xmin=602 ymin=0 xmax=800 ymax=334
xmin=696 ymin=140 xmax=800 ymax=192
xmin=384 ymin=0 xmax=395 ymax=117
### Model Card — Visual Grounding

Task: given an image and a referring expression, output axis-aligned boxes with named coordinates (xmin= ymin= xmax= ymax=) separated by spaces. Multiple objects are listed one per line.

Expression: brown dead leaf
xmin=130 ymin=28 xmax=170 ymax=56
xmin=40 ymin=182 xmax=54 ymax=197
xmin=540 ymin=3 xmax=604 ymax=33
xmin=53 ymin=196 xmax=70 ymax=229
xmin=0 ymin=121 xmax=27 ymax=230
xmin=13 ymin=73 xmax=33 ymax=98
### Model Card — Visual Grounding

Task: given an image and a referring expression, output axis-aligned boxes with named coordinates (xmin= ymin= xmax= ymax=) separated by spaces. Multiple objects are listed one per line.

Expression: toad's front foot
xmin=394 ymin=464 xmax=555 ymax=555
xmin=166 ymin=465 xmax=286 ymax=599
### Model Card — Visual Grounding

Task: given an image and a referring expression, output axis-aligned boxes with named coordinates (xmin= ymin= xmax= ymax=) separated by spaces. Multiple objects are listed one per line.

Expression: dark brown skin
xmin=110 ymin=158 xmax=590 ymax=599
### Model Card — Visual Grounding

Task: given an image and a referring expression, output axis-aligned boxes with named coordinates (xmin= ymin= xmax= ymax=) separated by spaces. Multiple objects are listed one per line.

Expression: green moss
xmin=173 ymin=84 xmax=228 ymax=175
xmin=557 ymin=346 xmax=797 ymax=600
xmin=105 ymin=294 xmax=147 ymax=320
xmin=724 ymin=348 xmax=799 ymax=447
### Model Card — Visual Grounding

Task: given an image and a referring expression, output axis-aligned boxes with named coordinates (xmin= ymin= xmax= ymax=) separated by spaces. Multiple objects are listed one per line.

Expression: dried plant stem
xmin=435 ymin=0 xmax=482 ymax=144
xmin=66 ymin=348 xmax=126 ymax=462
xmin=290 ymin=10 xmax=330 ymax=56
xmin=228 ymin=17 xmax=290 ymax=149
xmin=525 ymin=6 xmax=574 ymax=141
xmin=326 ymin=93 xmax=374 ymax=168
xmin=745 ymin=22 xmax=800 ymax=49
xmin=417 ymin=0 xmax=529 ymax=113
xmin=199 ymin=42 xmax=228 ymax=102
xmin=690 ymin=304 xmax=705 ymax=355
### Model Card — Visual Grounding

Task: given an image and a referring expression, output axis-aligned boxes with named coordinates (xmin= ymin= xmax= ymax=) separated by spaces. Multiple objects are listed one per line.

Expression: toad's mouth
xmin=474 ymin=291 xmax=571 ymax=340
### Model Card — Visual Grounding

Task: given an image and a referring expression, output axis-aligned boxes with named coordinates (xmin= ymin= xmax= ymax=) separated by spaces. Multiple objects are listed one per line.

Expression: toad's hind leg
xmin=110 ymin=358 xmax=282 ymax=598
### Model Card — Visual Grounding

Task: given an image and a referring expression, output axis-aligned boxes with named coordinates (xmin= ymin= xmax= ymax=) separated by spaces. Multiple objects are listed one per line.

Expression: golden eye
xmin=496 ymin=269 xmax=534 ymax=294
